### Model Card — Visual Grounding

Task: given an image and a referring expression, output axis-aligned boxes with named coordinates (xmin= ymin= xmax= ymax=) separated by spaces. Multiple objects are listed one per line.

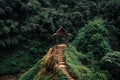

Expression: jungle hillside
xmin=0 ymin=0 xmax=120 ymax=80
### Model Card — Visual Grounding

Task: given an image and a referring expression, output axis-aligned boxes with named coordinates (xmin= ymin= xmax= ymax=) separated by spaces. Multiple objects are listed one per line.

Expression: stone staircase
xmin=57 ymin=44 xmax=75 ymax=80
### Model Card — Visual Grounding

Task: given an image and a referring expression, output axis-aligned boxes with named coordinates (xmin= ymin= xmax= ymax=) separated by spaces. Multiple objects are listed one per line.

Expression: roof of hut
xmin=52 ymin=26 xmax=71 ymax=37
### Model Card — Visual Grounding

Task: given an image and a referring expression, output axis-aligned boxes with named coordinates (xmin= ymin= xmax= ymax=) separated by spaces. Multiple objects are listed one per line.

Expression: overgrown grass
xmin=19 ymin=48 xmax=69 ymax=80
xmin=65 ymin=45 xmax=108 ymax=80
xmin=35 ymin=72 xmax=69 ymax=80
xmin=19 ymin=58 xmax=44 ymax=80
xmin=19 ymin=44 xmax=108 ymax=80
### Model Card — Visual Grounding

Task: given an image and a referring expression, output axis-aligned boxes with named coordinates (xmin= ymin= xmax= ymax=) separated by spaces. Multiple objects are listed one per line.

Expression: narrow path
xmin=57 ymin=44 xmax=75 ymax=80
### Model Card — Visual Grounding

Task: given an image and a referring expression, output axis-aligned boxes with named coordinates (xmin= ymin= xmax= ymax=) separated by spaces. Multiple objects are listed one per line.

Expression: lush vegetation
xmin=65 ymin=45 xmax=108 ymax=80
xmin=0 ymin=0 xmax=120 ymax=80
xmin=19 ymin=45 xmax=108 ymax=80
xmin=19 ymin=48 xmax=69 ymax=80
xmin=72 ymin=19 xmax=112 ymax=59
xmin=100 ymin=51 xmax=120 ymax=80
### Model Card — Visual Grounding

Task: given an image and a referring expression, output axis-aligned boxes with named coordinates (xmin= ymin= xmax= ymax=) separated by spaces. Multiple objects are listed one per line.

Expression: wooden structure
xmin=52 ymin=26 xmax=71 ymax=44
xmin=52 ymin=27 xmax=71 ymax=37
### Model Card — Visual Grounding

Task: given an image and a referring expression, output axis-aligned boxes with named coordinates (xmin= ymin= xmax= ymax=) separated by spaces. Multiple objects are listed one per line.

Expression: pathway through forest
xmin=57 ymin=44 xmax=75 ymax=80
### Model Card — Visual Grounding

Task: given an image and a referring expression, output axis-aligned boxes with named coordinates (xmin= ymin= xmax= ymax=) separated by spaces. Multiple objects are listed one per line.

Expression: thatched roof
xmin=52 ymin=26 xmax=71 ymax=37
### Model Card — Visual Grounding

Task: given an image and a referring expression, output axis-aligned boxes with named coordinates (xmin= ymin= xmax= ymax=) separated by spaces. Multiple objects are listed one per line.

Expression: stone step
xmin=59 ymin=58 xmax=64 ymax=59
xmin=59 ymin=57 xmax=64 ymax=58
xmin=58 ymin=53 xmax=63 ymax=54
xmin=59 ymin=56 xmax=64 ymax=57
xmin=59 ymin=58 xmax=64 ymax=60
xmin=58 ymin=50 xmax=64 ymax=51
xmin=59 ymin=54 xmax=63 ymax=56
xmin=59 ymin=65 xmax=66 ymax=68
xmin=58 ymin=50 xmax=64 ymax=52
xmin=59 ymin=61 xmax=65 ymax=63
xmin=59 ymin=53 xmax=64 ymax=55
xmin=58 ymin=49 xmax=64 ymax=51
xmin=59 ymin=63 xmax=65 ymax=65
xmin=56 ymin=44 xmax=74 ymax=80
xmin=58 ymin=53 xmax=64 ymax=54
xmin=58 ymin=47 xmax=65 ymax=50
xmin=58 ymin=52 xmax=63 ymax=53
xmin=59 ymin=54 xmax=64 ymax=55
xmin=58 ymin=54 xmax=63 ymax=55
xmin=57 ymin=48 xmax=64 ymax=49
xmin=58 ymin=49 xmax=64 ymax=50
xmin=59 ymin=60 xmax=64 ymax=62
xmin=57 ymin=46 xmax=65 ymax=48
xmin=59 ymin=57 xmax=64 ymax=59
xmin=59 ymin=55 xmax=63 ymax=56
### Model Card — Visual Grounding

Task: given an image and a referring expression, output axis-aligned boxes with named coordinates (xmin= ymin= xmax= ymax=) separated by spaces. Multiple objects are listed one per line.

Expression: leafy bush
xmin=65 ymin=45 xmax=108 ymax=80
xmin=72 ymin=18 xmax=112 ymax=59
xmin=19 ymin=58 xmax=43 ymax=80
xmin=100 ymin=51 xmax=120 ymax=79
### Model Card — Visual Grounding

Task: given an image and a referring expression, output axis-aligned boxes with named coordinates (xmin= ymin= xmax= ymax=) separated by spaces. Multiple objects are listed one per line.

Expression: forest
xmin=0 ymin=0 xmax=120 ymax=80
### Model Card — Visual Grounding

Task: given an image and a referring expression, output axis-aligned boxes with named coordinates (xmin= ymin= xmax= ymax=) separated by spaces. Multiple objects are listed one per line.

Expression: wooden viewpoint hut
xmin=52 ymin=26 xmax=71 ymax=44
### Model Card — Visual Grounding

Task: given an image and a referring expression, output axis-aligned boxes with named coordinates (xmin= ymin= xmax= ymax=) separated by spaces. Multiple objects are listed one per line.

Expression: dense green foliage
xmin=19 ymin=53 xmax=69 ymax=80
xmin=100 ymin=51 xmax=120 ymax=80
xmin=0 ymin=0 xmax=120 ymax=51
xmin=0 ymin=48 xmax=42 ymax=75
xmin=65 ymin=45 xmax=108 ymax=80
xmin=72 ymin=19 xmax=112 ymax=59
xmin=19 ymin=58 xmax=43 ymax=80
xmin=0 ymin=0 xmax=120 ymax=80
xmin=20 ymin=45 xmax=108 ymax=80
xmin=0 ymin=0 xmax=53 ymax=51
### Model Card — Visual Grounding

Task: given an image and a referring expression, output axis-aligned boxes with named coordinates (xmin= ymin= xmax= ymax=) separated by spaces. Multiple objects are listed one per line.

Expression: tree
xmin=72 ymin=18 xmax=112 ymax=59
xmin=100 ymin=51 xmax=120 ymax=79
